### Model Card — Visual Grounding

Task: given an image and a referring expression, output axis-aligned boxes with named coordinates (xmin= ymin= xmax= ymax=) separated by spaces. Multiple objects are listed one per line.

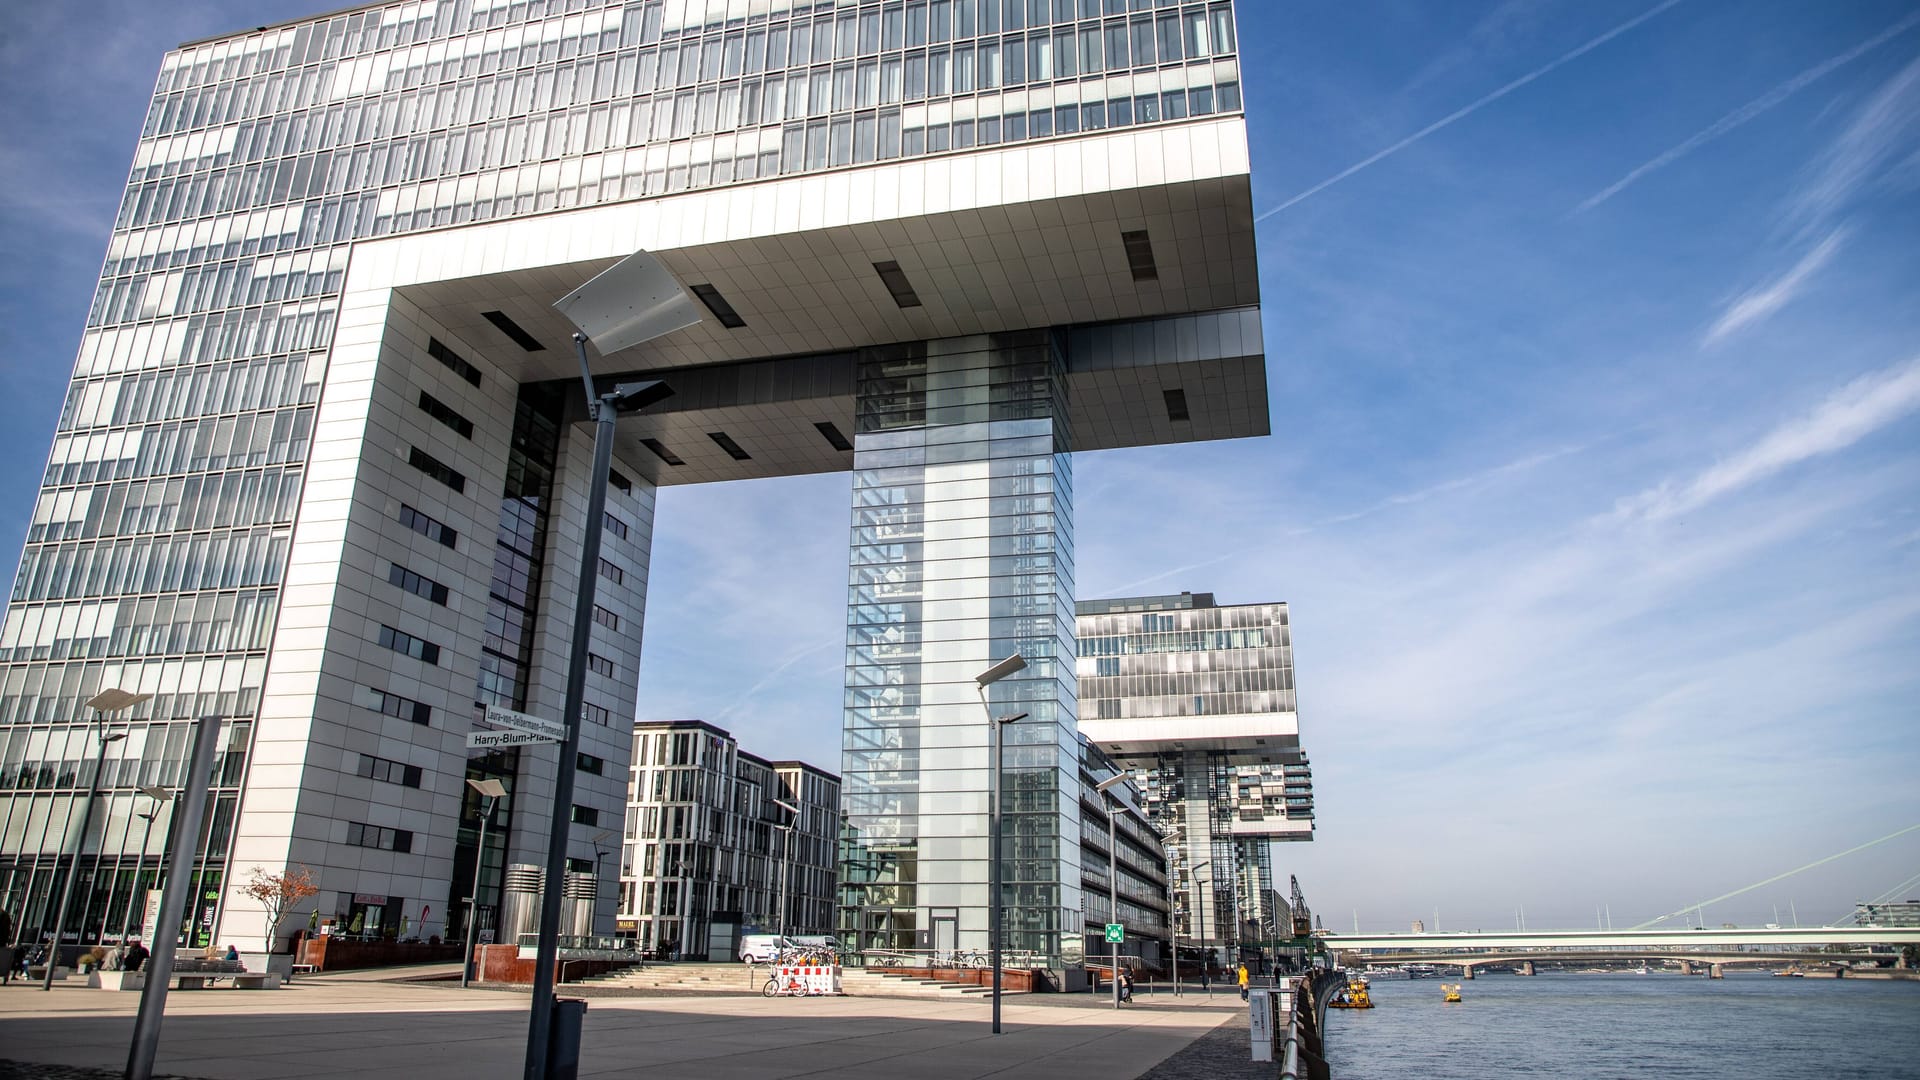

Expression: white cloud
xmin=1701 ymin=228 xmax=1847 ymax=346
xmin=1793 ymin=54 xmax=1920 ymax=226
xmin=1615 ymin=354 xmax=1920 ymax=521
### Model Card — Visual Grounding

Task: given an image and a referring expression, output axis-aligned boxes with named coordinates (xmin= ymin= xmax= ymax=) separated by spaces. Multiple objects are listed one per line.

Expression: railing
xmin=852 ymin=947 xmax=1053 ymax=969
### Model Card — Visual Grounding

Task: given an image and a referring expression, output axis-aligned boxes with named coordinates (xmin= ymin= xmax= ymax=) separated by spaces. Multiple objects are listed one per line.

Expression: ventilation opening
xmin=689 ymin=283 xmax=746 ymax=328
xmin=707 ymin=431 xmax=752 ymax=460
xmin=872 ymin=261 xmax=923 ymax=308
xmin=640 ymin=439 xmax=684 ymax=466
xmin=1164 ymin=388 xmax=1189 ymax=422
xmin=1120 ymin=230 xmax=1158 ymax=282
xmin=481 ymin=310 xmax=546 ymax=351
xmin=813 ymin=421 xmax=853 ymax=452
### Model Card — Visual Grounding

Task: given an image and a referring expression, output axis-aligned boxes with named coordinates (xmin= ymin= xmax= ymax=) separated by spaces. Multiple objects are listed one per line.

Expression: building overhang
xmin=340 ymin=117 xmax=1266 ymax=486
xmin=1080 ymin=711 xmax=1301 ymax=768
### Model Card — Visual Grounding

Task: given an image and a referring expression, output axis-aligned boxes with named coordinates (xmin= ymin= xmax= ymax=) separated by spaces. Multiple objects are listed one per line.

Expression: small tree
xmin=240 ymin=865 xmax=319 ymax=954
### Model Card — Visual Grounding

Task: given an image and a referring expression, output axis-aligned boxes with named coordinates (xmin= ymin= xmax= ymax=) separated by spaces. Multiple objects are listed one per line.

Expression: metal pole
xmin=127 ymin=716 xmax=219 ymax=1080
xmin=987 ymin=698 xmax=1003 ymax=1035
xmin=1170 ymin=856 xmax=1180 ymax=996
xmin=525 ymin=333 xmax=617 ymax=1079
xmin=46 ymin=727 xmax=116 ymax=990
xmin=462 ymin=795 xmax=494 ymax=989
xmin=777 ymin=826 xmax=791 ymax=941
xmin=122 ymin=811 xmax=158 ymax=942
xmin=1109 ymin=805 xmax=1119 ymax=1009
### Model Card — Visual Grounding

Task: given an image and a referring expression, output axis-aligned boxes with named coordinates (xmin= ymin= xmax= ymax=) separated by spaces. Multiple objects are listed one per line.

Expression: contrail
xmin=1631 ymin=822 xmax=1920 ymax=930
xmin=1256 ymin=0 xmax=1687 ymax=221
xmin=1579 ymin=9 xmax=1920 ymax=212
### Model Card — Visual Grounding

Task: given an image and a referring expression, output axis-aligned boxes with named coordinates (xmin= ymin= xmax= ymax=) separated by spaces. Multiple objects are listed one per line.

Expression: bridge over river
xmin=1321 ymin=926 xmax=1920 ymax=977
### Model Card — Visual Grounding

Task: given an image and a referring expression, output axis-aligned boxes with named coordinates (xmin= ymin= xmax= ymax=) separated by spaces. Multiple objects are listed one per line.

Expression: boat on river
xmin=1329 ymin=978 xmax=1375 ymax=1009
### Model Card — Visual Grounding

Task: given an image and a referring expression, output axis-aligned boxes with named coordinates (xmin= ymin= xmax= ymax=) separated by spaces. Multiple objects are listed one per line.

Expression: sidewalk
xmin=0 ymin=979 xmax=1244 ymax=1079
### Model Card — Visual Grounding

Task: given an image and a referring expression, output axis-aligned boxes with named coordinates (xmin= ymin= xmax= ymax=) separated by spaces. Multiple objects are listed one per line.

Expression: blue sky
xmin=3 ymin=0 xmax=1917 ymax=933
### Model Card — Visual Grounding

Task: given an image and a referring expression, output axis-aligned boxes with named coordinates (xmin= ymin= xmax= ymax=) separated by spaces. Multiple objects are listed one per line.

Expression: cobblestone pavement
xmin=1137 ymin=1010 xmax=1275 ymax=1080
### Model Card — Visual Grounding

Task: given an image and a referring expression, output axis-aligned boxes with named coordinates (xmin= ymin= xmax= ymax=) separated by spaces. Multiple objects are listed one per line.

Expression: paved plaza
xmin=0 ymin=979 xmax=1249 ymax=1080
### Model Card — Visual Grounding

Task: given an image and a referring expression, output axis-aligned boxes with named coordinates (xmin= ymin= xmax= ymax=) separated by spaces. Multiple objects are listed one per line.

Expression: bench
xmin=174 ymin=974 xmax=213 ymax=990
xmin=232 ymin=973 xmax=282 ymax=990
xmin=291 ymin=964 xmax=316 ymax=975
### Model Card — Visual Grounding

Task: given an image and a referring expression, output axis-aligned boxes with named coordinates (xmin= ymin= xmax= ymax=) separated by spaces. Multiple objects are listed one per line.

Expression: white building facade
xmin=1 ymin=0 xmax=1268 ymax=961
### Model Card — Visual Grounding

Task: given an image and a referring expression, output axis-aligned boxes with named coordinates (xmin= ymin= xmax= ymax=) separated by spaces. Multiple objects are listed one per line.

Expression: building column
xmin=840 ymin=332 xmax=1079 ymax=962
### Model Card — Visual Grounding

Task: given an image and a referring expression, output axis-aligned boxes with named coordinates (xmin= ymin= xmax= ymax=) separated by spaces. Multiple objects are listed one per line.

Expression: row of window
xmin=376 ymin=623 xmax=441 ymax=665
xmin=365 ymin=686 xmax=432 ymax=726
xmin=356 ymin=751 xmax=424 ymax=788
xmin=386 ymin=562 xmax=450 ymax=605
xmin=43 ymin=407 xmax=315 ymax=489
xmin=0 ymin=589 xmax=279 ymax=664
xmin=11 ymin=529 xmax=289 ymax=603
xmin=398 ymin=503 xmax=458 ymax=549
xmin=26 ymin=466 xmax=304 ymax=547
xmin=345 ymin=821 xmax=414 ymax=852
xmin=408 ymin=446 xmax=466 ymax=494
xmin=416 ymin=390 xmax=474 ymax=439
xmin=58 ymin=353 xmax=322 ymax=435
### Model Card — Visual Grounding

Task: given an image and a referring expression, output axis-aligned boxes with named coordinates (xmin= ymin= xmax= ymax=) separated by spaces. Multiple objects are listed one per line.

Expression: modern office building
xmin=1076 ymin=591 xmax=1312 ymax=961
xmin=0 ymin=0 xmax=1267 ymax=958
xmin=617 ymin=719 xmax=837 ymax=959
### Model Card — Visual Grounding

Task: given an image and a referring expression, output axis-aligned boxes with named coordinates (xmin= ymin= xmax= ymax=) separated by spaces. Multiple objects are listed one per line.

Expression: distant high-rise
xmin=1076 ymin=591 xmax=1313 ymax=960
xmin=0 ymin=0 xmax=1267 ymax=962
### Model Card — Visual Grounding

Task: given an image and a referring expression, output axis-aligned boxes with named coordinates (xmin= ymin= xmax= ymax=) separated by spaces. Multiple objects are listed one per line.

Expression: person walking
xmin=1119 ymin=968 xmax=1134 ymax=1004
xmin=1238 ymin=962 xmax=1251 ymax=1001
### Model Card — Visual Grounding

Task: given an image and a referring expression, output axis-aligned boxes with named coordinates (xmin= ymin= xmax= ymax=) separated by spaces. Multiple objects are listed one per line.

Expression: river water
xmin=1323 ymin=971 xmax=1920 ymax=1079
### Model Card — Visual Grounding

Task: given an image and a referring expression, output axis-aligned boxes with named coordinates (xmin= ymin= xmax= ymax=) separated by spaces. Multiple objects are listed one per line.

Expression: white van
xmin=739 ymin=935 xmax=785 ymax=963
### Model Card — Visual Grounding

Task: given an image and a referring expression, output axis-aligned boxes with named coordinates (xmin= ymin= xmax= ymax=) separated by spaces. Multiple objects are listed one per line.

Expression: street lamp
xmin=462 ymin=778 xmax=508 ymax=989
xmin=45 ymin=689 xmax=149 ymax=989
xmin=1164 ymin=825 xmax=1182 ymax=997
xmin=523 ymin=250 xmax=697 ymax=1080
xmin=121 ymin=786 xmax=173 ymax=942
xmin=1191 ymin=859 xmax=1212 ymax=991
xmin=1093 ymin=773 xmax=1130 ymax=1010
xmin=772 ymin=799 xmax=798 ymax=941
xmin=975 ymin=653 xmax=1028 ymax=1036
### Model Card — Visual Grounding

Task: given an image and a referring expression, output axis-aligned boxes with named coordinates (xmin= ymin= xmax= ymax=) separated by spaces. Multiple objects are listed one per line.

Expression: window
xmin=427 ymin=338 xmax=482 ymax=386
xmin=598 ymin=558 xmax=624 ymax=584
xmin=418 ymin=391 xmax=474 ymax=439
xmin=604 ymin=512 xmax=628 ymax=539
xmin=571 ymin=804 xmax=600 ymax=826
xmin=388 ymin=563 xmax=450 ymax=605
xmin=578 ymin=753 xmax=605 ymax=775
xmin=608 ymin=468 xmax=632 ymax=494
xmin=567 ymin=857 xmax=595 ymax=873
xmin=358 ymin=753 xmax=423 ymax=788
xmin=593 ymin=605 xmax=620 ymax=631
xmin=377 ymin=624 xmax=441 ymax=665
xmin=587 ymin=653 xmax=615 ymax=678
xmin=408 ymin=447 xmax=466 ymax=493
xmin=367 ymin=687 xmax=431 ymax=726
xmin=398 ymin=504 xmax=457 ymax=548
xmin=346 ymin=823 xmax=414 ymax=852
xmin=582 ymin=702 xmax=611 ymax=726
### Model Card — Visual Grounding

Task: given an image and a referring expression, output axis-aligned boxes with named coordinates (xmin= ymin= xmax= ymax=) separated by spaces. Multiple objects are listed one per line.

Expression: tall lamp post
xmin=1164 ymin=824 xmax=1183 ymax=996
xmin=462 ymin=778 xmax=507 ymax=989
xmin=1093 ymin=774 xmax=1130 ymax=1010
xmin=524 ymin=250 xmax=695 ymax=1080
xmin=975 ymin=653 xmax=1028 ymax=1036
xmin=121 ymin=786 xmax=173 ymax=942
xmin=1190 ymin=859 xmax=1212 ymax=990
xmin=45 ymin=688 xmax=149 ymax=989
xmin=772 ymin=799 xmax=798 ymax=940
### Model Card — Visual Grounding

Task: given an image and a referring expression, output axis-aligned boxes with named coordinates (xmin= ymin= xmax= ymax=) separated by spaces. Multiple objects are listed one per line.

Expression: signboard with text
xmin=467 ymin=729 xmax=557 ymax=749
xmin=481 ymin=704 xmax=566 ymax=741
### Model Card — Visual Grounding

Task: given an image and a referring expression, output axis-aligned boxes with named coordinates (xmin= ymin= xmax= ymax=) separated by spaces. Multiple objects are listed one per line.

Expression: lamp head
xmin=1094 ymin=774 xmax=1129 ymax=794
xmin=997 ymin=711 xmax=1028 ymax=725
xmin=138 ymin=784 xmax=172 ymax=802
xmin=467 ymin=778 xmax=508 ymax=799
xmin=86 ymin=689 xmax=152 ymax=712
xmin=974 ymin=654 xmax=1027 ymax=687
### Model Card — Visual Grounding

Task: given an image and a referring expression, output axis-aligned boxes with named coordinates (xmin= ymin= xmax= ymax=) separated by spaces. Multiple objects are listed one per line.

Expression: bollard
xmin=546 ymin=998 xmax=588 ymax=1080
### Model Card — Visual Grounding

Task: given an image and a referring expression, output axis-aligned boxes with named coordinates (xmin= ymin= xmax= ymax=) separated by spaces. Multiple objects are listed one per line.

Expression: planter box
xmin=88 ymin=970 xmax=146 ymax=991
xmin=239 ymin=952 xmax=297 ymax=978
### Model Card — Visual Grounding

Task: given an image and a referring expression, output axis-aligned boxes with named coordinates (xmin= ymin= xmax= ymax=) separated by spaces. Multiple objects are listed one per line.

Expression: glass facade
xmin=839 ymin=331 xmax=1080 ymax=962
xmin=1075 ymin=592 xmax=1313 ymax=961
xmin=3 ymin=0 xmax=1256 ymax=957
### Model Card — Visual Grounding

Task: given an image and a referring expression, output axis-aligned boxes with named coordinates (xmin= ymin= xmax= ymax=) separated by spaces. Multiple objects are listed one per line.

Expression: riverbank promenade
xmin=0 ymin=977 xmax=1246 ymax=1079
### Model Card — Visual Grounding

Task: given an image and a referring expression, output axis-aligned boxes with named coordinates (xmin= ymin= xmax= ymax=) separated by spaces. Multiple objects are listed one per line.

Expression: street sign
xmin=1105 ymin=923 xmax=1124 ymax=944
xmin=467 ymin=729 xmax=557 ymax=749
xmin=481 ymin=704 xmax=566 ymax=741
